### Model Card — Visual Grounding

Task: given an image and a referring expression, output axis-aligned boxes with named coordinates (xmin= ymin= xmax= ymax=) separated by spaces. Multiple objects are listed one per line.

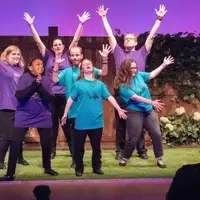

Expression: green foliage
xmin=160 ymin=108 xmax=200 ymax=145
xmin=116 ymin=32 xmax=200 ymax=102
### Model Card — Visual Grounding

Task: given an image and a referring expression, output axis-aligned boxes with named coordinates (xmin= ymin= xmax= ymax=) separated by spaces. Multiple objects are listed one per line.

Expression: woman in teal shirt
xmin=61 ymin=59 xmax=127 ymax=177
xmin=114 ymin=56 xmax=174 ymax=168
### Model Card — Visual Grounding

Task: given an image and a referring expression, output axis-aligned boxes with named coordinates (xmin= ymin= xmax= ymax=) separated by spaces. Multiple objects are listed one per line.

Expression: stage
xmin=0 ymin=178 xmax=172 ymax=200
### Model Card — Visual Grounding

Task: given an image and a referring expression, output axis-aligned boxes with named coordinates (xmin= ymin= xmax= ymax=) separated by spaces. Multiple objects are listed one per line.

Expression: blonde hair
xmin=0 ymin=45 xmax=25 ymax=68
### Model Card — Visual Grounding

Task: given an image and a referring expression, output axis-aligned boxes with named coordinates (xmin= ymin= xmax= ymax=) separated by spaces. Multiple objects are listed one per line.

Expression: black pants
xmin=51 ymin=94 xmax=72 ymax=154
xmin=123 ymin=110 xmax=163 ymax=160
xmin=115 ymin=110 xmax=147 ymax=155
xmin=74 ymin=128 xmax=103 ymax=172
xmin=7 ymin=127 xmax=52 ymax=176
xmin=0 ymin=110 xmax=24 ymax=164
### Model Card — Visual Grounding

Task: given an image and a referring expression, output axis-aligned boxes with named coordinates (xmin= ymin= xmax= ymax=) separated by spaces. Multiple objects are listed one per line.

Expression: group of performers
xmin=0 ymin=4 xmax=174 ymax=180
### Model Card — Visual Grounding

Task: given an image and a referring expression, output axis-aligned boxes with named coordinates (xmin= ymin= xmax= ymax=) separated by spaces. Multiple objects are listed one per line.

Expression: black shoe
xmin=51 ymin=151 xmax=56 ymax=159
xmin=44 ymin=168 xmax=58 ymax=176
xmin=157 ymin=160 xmax=167 ymax=169
xmin=0 ymin=175 xmax=14 ymax=181
xmin=75 ymin=171 xmax=83 ymax=177
xmin=119 ymin=159 xmax=127 ymax=166
xmin=93 ymin=169 xmax=104 ymax=175
xmin=0 ymin=163 xmax=6 ymax=170
xmin=18 ymin=158 xmax=29 ymax=166
xmin=70 ymin=161 xmax=76 ymax=168
xmin=138 ymin=153 xmax=148 ymax=159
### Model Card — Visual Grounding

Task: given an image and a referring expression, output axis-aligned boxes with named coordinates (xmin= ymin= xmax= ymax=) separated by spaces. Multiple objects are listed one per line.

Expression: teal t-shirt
xmin=70 ymin=79 xmax=111 ymax=130
xmin=119 ymin=71 xmax=153 ymax=113
xmin=58 ymin=66 xmax=100 ymax=118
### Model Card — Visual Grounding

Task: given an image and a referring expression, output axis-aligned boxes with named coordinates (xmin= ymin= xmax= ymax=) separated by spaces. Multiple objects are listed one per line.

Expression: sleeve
xmin=37 ymin=85 xmax=54 ymax=104
xmin=119 ymin=85 xmax=135 ymax=103
xmin=139 ymin=45 xmax=149 ymax=59
xmin=93 ymin=67 xmax=100 ymax=79
xmin=70 ymin=83 xmax=80 ymax=102
xmin=43 ymin=48 xmax=51 ymax=60
xmin=15 ymin=79 xmax=38 ymax=101
xmin=101 ymin=82 xmax=111 ymax=100
xmin=138 ymin=71 xmax=151 ymax=83
xmin=58 ymin=69 xmax=67 ymax=86
xmin=113 ymin=44 xmax=123 ymax=69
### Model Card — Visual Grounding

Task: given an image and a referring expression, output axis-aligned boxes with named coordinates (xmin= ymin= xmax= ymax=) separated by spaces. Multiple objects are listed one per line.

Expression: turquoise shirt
xmin=119 ymin=71 xmax=153 ymax=113
xmin=70 ymin=79 xmax=111 ymax=130
xmin=58 ymin=66 xmax=100 ymax=119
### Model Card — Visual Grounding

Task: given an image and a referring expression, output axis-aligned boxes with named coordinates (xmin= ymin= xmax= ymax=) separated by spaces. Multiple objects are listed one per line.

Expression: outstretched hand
xmin=78 ymin=12 xmax=90 ymax=24
xmin=24 ymin=12 xmax=35 ymax=25
xmin=61 ymin=115 xmax=67 ymax=126
xmin=155 ymin=5 xmax=167 ymax=18
xmin=99 ymin=44 xmax=112 ymax=58
xmin=163 ymin=56 xmax=174 ymax=66
xmin=152 ymin=100 xmax=165 ymax=112
xmin=118 ymin=109 xmax=127 ymax=119
xmin=96 ymin=5 xmax=109 ymax=17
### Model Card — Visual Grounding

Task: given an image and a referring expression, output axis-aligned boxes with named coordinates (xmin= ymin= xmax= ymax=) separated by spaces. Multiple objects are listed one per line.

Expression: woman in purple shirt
xmin=24 ymin=11 xmax=90 ymax=159
xmin=0 ymin=58 xmax=58 ymax=181
xmin=0 ymin=45 xmax=29 ymax=170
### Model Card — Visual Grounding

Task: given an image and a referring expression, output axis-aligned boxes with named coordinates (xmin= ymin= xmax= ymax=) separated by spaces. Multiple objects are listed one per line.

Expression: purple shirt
xmin=0 ymin=61 xmax=24 ymax=110
xmin=44 ymin=49 xmax=71 ymax=94
xmin=14 ymin=73 xmax=52 ymax=128
xmin=113 ymin=44 xmax=149 ymax=71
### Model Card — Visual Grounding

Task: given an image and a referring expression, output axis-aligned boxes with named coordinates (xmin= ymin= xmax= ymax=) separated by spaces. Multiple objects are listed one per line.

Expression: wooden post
xmin=48 ymin=26 xmax=58 ymax=47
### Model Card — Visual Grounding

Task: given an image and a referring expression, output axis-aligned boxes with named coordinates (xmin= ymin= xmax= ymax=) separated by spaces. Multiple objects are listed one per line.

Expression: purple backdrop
xmin=0 ymin=0 xmax=199 ymax=36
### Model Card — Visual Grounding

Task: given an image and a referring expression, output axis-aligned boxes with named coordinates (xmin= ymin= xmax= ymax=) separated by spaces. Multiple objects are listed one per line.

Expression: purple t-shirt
xmin=113 ymin=44 xmax=149 ymax=71
xmin=14 ymin=73 xmax=52 ymax=128
xmin=44 ymin=49 xmax=71 ymax=94
xmin=0 ymin=61 xmax=24 ymax=110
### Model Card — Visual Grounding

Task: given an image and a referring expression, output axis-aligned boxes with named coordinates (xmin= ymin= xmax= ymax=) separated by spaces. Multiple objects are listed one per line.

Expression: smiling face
xmin=28 ymin=59 xmax=44 ymax=75
xmin=7 ymin=49 xmax=21 ymax=66
xmin=130 ymin=61 xmax=138 ymax=77
xmin=52 ymin=39 xmax=65 ymax=55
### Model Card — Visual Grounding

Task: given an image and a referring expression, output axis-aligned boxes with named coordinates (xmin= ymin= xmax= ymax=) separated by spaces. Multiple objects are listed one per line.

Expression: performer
xmin=52 ymin=44 xmax=111 ymax=167
xmin=0 ymin=45 xmax=29 ymax=170
xmin=61 ymin=58 xmax=127 ymax=177
xmin=0 ymin=58 xmax=58 ymax=181
xmin=24 ymin=11 xmax=90 ymax=159
xmin=114 ymin=56 xmax=174 ymax=168
xmin=97 ymin=4 xmax=167 ymax=160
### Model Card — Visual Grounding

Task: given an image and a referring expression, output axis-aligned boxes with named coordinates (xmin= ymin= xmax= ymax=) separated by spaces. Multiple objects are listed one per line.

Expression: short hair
xmin=0 ymin=45 xmax=25 ymax=68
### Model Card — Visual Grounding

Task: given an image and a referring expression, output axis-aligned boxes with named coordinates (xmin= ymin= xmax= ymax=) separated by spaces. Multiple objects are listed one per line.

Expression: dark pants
xmin=7 ymin=127 xmax=52 ymax=176
xmin=115 ymin=110 xmax=147 ymax=155
xmin=74 ymin=128 xmax=103 ymax=172
xmin=0 ymin=110 xmax=24 ymax=164
xmin=51 ymin=94 xmax=72 ymax=154
xmin=123 ymin=110 xmax=163 ymax=160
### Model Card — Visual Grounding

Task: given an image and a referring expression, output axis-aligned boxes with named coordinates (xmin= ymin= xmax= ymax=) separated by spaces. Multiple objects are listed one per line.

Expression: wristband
xmin=157 ymin=16 xmax=163 ymax=21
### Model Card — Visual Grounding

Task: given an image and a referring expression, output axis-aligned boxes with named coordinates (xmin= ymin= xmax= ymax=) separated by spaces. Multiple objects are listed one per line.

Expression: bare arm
xmin=98 ymin=44 xmax=112 ymax=76
xmin=97 ymin=5 xmax=117 ymax=51
xmin=145 ymin=5 xmax=167 ymax=52
xmin=61 ymin=97 xmax=74 ymax=125
xmin=149 ymin=56 xmax=174 ymax=80
xmin=24 ymin=12 xmax=46 ymax=57
xmin=69 ymin=12 xmax=90 ymax=51
xmin=107 ymin=96 xmax=127 ymax=119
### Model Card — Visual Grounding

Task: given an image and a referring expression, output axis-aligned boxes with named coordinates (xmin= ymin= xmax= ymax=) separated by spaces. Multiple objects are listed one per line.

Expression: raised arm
xmin=24 ymin=12 xmax=46 ymax=57
xmin=96 ymin=5 xmax=117 ymax=51
xmin=107 ymin=96 xmax=127 ymax=119
xmin=145 ymin=5 xmax=167 ymax=52
xmin=61 ymin=97 xmax=74 ymax=125
xmin=98 ymin=44 xmax=112 ymax=76
xmin=149 ymin=56 xmax=174 ymax=80
xmin=68 ymin=12 xmax=90 ymax=51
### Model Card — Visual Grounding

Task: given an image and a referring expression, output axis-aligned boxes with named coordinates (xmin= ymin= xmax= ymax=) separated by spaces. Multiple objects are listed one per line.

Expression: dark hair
xmin=24 ymin=58 xmax=44 ymax=74
xmin=113 ymin=59 xmax=136 ymax=89
xmin=52 ymin=37 xmax=64 ymax=46
xmin=33 ymin=185 xmax=51 ymax=200
xmin=78 ymin=59 xmax=95 ymax=80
